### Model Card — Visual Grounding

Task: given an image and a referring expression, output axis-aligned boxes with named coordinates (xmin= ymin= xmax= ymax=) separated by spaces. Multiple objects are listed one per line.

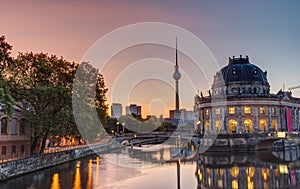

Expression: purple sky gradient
xmin=2 ymin=0 xmax=300 ymax=117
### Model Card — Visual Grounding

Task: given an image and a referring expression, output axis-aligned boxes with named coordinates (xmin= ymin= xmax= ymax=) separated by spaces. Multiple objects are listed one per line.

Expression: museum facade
xmin=194 ymin=55 xmax=300 ymax=134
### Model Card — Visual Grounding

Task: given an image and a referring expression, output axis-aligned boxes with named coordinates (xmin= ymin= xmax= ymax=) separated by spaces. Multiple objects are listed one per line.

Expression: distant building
xmin=186 ymin=111 xmax=195 ymax=121
xmin=169 ymin=109 xmax=186 ymax=120
xmin=126 ymin=104 xmax=142 ymax=117
xmin=111 ymin=103 xmax=122 ymax=118
xmin=0 ymin=106 xmax=31 ymax=159
xmin=194 ymin=55 xmax=300 ymax=134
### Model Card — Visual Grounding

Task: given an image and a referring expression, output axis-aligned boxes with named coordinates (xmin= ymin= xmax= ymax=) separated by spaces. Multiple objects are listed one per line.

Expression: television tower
xmin=173 ymin=38 xmax=181 ymax=111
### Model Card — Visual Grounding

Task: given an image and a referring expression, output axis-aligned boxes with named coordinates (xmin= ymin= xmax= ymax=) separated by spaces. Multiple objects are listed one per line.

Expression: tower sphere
xmin=173 ymin=71 xmax=181 ymax=80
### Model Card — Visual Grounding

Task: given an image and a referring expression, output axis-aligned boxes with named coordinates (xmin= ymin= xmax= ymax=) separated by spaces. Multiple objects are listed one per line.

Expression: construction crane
xmin=288 ymin=85 xmax=300 ymax=91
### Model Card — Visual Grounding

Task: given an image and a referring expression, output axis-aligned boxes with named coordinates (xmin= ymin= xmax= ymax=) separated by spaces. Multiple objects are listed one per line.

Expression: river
xmin=1 ymin=144 xmax=300 ymax=189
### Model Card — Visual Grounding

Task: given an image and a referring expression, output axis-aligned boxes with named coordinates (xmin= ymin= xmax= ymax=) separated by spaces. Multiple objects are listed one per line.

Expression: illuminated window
xmin=205 ymin=109 xmax=209 ymax=115
xmin=215 ymin=108 xmax=221 ymax=115
xmin=229 ymin=119 xmax=237 ymax=133
xmin=205 ymin=120 xmax=210 ymax=132
xmin=260 ymin=107 xmax=265 ymax=114
xmin=260 ymin=119 xmax=267 ymax=132
xmin=271 ymin=107 xmax=276 ymax=115
xmin=216 ymin=120 xmax=222 ymax=132
xmin=244 ymin=119 xmax=253 ymax=133
xmin=229 ymin=107 xmax=235 ymax=114
xmin=272 ymin=119 xmax=277 ymax=131
xmin=244 ymin=106 xmax=251 ymax=114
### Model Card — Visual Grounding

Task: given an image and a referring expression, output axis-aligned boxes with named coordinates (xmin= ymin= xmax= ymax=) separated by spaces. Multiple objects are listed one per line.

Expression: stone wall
xmin=0 ymin=139 xmax=120 ymax=181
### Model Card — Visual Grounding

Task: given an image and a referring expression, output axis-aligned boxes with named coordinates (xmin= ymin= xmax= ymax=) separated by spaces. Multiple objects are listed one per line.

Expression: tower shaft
xmin=176 ymin=80 xmax=179 ymax=111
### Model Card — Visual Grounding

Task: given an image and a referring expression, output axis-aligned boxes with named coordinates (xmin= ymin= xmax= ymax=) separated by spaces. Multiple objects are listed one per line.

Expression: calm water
xmin=1 ymin=145 xmax=300 ymax=189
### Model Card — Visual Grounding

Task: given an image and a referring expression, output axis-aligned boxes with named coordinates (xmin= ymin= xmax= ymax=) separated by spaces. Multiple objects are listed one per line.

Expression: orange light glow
xmin=50 ymin=173 xmax=61 ymax=189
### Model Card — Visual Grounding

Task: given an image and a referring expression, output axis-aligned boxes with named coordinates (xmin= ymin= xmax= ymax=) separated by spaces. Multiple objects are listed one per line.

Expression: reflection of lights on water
xmin=86 ymin=159 xmax=93 ymax=189
xmin=246 ymin=166 xmax=255 ymax=177
xmin=279 ymin=164 xmax=289 ymax=174
xmin=217 ymin=168 xmax=223 ymax=176
xmin=76 ymin=161 xmax=81 ymax=168
xmin=73 ymin=163 xmax=81 ymax=189
xmin=230 ymin=166 xmax=239 ymax=178
xmin=217 ymin=180 xmax=223 ymax=188
xmin=208 ymin=177 xmax=211 ymax=187
xmin=262 ymin=168 xmax=269 ymax=181
xmin=232 ymin=179 xmax=238 ymax=189
xmin=94 ymin=157 xmax=100 ymax=186
xmin=197 ymin=169 xmax=202 ymax=181
xmin=50 ymin=173 xmax=60 ymax=189
xmin=247 ymin=176 xmax=254 ymax=189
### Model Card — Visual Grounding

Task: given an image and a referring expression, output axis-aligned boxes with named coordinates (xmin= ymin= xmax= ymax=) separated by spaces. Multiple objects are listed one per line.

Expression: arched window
xmin=229 ymin=119 xmax=237 ymax=133
xmin=1 ymin=117 xmax=8 ymax=134
xmin=10 ymin=118 xmax=17 ymax=135
xmin=272 ymin=119 xmax=277 ymax=131
xmin=244 ymin=119 xmax=253 ymax=133
xmin=205 ymin=120 xmax=210 ymax=132
xmin=216 ymin=120 xmax=222 ymax=132
xmin=19 ymin=118 xmax=26 ymax=135
xmin=260 ymin=119 xmax=267 ymax=132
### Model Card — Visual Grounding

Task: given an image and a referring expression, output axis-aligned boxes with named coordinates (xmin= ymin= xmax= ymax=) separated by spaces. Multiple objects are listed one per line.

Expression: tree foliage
xmin=0 ymin=36 xmax=15 ymax=116
xmin=72 ymin=62 xmax=108 ymax=143
xmin=0 ymin=36 xmax=109 ymax=154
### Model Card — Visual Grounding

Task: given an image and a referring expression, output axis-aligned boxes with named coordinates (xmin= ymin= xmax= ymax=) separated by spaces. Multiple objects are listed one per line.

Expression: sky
xmin=2 ymin=0 xmax=300 ymax=117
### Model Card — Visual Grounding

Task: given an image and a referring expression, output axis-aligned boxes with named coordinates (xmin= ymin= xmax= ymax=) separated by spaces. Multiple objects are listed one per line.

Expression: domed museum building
xmin=194 ymin=55 xmax=300 ymax=135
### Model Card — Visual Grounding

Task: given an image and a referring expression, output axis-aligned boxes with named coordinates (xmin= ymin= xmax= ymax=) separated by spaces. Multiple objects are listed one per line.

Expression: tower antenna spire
xmin=176 ymin=37 xmax=178 ymax=67
xmin=173 ymin=37 xmax=181 ymax=111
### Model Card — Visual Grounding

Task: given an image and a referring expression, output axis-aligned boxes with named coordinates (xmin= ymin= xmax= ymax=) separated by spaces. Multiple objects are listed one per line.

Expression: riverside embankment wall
xmin=0 ymin=139 xmax=120 ymax=181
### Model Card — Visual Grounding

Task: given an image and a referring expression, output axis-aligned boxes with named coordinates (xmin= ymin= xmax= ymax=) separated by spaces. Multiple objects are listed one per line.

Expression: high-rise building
xmin=111 ymin=103 xmax=122 ymax=118
xmin=126 ymin=104 xmax=142 ymax=117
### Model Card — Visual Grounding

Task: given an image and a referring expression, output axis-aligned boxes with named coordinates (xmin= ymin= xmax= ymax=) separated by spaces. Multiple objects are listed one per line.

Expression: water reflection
xmin=73 ymin=163 xmax=81 ymax=189
xmin=50 ymin=173 xmax=60 ymax=189
xmin=1 ymin=144 xmax=300 ymax=189
xmin=195 ymin=149 xmax=300 ymax=189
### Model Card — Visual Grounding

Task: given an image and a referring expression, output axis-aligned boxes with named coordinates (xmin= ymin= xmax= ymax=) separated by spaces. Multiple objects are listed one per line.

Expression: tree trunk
xmin=39 ymin=131 xmax=49 ymax=154
xmin=30 ymin=136 xmax=39 ymax=155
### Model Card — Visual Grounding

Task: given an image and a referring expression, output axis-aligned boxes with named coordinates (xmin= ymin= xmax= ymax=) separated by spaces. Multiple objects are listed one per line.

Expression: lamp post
xmin=116 ymin=121 xmax=120 ymax=135
xmin=122 ymin=123 xmax=125 ymax=134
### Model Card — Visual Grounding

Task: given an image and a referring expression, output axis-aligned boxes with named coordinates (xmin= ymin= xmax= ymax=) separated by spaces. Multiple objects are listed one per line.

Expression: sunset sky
xmin=2 ymin=0 xmax=300 ymax=117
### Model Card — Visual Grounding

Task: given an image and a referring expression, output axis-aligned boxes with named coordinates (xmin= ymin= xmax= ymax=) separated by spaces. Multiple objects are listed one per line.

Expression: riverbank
xmin=0 ymin=137 xmax=120 ymax=182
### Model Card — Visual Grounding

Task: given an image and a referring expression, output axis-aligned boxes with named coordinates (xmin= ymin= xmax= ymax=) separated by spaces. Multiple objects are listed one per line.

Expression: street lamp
xmin=122 ymin=122 xmax=125 ymax=134
xmin=116 ymin=121 xmax=120 ymax=135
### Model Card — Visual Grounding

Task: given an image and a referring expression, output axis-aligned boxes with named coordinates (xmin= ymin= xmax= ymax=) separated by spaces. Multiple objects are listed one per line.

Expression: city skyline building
xmin=126 ymin=104 xmax=142 ymax=117
xmin=111 ymin=103 xmax=122 ymax=119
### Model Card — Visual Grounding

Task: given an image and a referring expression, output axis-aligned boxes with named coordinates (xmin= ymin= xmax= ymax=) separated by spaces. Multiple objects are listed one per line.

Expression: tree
xmin=72 ymin=62 xmax=108 ymax=143
xmin=0 ymin=36 xmax=15 ymax=116
xmin=7 ymin=52 xmax=78 ymax=154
